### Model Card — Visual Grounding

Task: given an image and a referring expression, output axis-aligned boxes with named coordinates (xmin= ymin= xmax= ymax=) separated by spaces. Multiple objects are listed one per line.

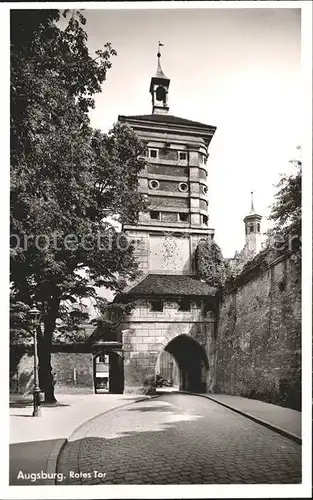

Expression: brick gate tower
xmin=117 ymin=46 xmax=218 ymax=394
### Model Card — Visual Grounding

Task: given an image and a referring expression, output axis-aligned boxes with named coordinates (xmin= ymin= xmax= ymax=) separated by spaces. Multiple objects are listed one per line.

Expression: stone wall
xmin=215 ymin=250 xmax=301 ymax=410
xmin=149 ymin=234 xmax=191 ymax=272
xmin=126 ymin=230 xmax=212 ymax=275
xmin=52 ymin=352 xmax=94 ymax=394
xmin=149 ymin=195 xmax=189 ymax=209
xmin=10 ymin=348 xmax=94 ymax=395
xmin=147 ymin=164 xmax=189 ymax=176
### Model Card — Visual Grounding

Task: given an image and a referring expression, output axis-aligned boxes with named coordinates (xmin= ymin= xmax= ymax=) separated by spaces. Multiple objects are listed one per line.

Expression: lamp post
xmin=29 ymin=307 xmax=41 ymax=417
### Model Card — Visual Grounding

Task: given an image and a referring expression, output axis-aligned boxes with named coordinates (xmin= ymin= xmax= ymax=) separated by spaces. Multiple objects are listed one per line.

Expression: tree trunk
xmin=38 ymin=297 xmax=60 ymax=403
xmin=38 ymin=337 xmax=56 ymax=403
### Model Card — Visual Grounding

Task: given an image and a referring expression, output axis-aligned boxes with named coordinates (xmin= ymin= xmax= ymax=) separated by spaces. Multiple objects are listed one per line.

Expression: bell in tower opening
xmin=156 ymin=85 xmax=166 ymax=104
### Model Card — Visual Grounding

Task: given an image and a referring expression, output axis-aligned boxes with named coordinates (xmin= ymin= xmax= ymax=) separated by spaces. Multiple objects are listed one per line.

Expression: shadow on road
xmin=126 ymin=404 xmax=182 ymax=413
xmin=10 ymin=439 xmax=64 ymax=486
xmin=10 ymin=400 xmax=70 ymax=408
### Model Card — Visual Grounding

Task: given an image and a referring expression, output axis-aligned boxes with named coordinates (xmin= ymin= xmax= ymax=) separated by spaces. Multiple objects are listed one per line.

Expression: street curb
xmin=50 ymin=393 xmax=160 ymax=484
xmin=45 ymin=438 xmax=68 ymax=485
xmin=182 ymin=392 xmax=301 ymax=445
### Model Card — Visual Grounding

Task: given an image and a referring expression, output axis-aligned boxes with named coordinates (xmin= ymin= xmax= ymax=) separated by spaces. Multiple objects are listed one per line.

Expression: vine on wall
xmin=195 ymin=238 xmax=226 ymax=288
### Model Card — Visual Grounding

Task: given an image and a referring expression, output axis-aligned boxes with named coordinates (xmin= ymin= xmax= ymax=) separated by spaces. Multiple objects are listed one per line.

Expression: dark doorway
xmin=163 ymin=335 xmax=208 ymax=393
xmin=109 ymin=352 xmax=124 ymax=393
xmin=93 ymin=351 xmax=124 ymax=394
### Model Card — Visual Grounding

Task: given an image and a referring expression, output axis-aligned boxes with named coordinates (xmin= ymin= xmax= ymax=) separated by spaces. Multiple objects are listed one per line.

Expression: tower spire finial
xmin=250 ymin=191 xmax=255 ymax=214
xmin=156 ymin=41 xmax=165 ymax=76
xmin=157 ymin=41 xmax=164 ymax=58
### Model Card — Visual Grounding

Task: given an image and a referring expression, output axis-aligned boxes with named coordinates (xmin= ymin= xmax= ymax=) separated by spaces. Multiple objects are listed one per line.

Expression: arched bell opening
xmin=93 ymin=351 xmax=124 ymax=394
xmin=163 ymin=334 xmax=208 ymax=393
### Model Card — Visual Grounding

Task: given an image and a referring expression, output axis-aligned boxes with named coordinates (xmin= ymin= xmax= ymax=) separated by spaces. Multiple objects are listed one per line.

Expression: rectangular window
xmin=178 ymin=299 xmax=190 ymax=312
xmin=149 ymin=149 xmax=158 ymax=159
xmin=150 ymin=300 xmax=163 ymax=312
xmin=150 ymin=211 xmax=160 ymax=220
xmin=179 ymin=152 xmax=187 ymax=161
xmin=203 ymin=215 xmax=208 ymax=225
xmin=178 ymin=213 xmax=189 ymax=222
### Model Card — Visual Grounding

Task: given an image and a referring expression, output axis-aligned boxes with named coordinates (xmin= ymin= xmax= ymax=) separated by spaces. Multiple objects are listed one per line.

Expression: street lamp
xmin=29 ymin=306 xmax=41 ymax=417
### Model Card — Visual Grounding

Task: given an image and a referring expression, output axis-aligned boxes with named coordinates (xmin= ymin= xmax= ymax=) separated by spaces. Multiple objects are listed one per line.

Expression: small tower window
xmin=149 ymin=149 xmax=158 ymax=159
xmin=179 ymin=213 xmax=189 ymax=222
xmin=149 ymin=179 xmax=160 ymax=190
xmin=257 ymin=223 xmax=260 ymax=232
xmin=150 ymin=211 xmax=160 ymax=220
xmin=199 ymin=154 xmax=207 ymax=164
xmin=178 ymin=182 xmax=188 ymax=193
xmin=156 ymin=86 xmax=166 ymax=102
xmin=202 ymin=185 xmax=208 ymax=195
xmin=203 ymin=215 xmax=208 ymax=225
xmin=179 ymin=152 xmax=187 ymax=161
xmin=249 ymin=224 xmax=254 ymax=233
xmin=98 ymin=354 xmax=109 ymax=364
xmin=150 ymin=300 xmax=163 ymax=312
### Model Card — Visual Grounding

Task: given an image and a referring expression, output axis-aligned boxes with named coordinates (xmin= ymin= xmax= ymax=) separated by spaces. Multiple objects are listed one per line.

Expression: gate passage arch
xmin=162 ymin=334 xmax=208 ymax=393
xmin=93 ymin=350 xmax=124 ymax=394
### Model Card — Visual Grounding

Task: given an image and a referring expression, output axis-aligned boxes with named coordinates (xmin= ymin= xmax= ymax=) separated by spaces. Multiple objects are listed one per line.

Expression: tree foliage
xmin=10 ymin=10 xmax=146 ymax=401
xmin=10 ymin=299 xmax=33 ymax=346
xmin=268 ymin=151 xmax=301 ymax=243
xmin=195 ymin=238 xmax=226 ymax=288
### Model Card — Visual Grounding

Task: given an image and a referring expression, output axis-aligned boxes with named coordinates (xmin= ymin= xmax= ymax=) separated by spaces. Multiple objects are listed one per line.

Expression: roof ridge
xmin=120 ymin=273 xmax=218 ymax=297
xmin=118 ymin=113 xmax=216 ymax=130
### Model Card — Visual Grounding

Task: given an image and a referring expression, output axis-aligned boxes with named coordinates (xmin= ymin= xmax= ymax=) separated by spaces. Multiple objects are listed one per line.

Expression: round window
xmin=202 ymin=185 xmax=208 ymax=194
xmin=178 ymin=182 xmax=188 ymax=193
xmin=149 ymin=179 xmax=160 ymax=190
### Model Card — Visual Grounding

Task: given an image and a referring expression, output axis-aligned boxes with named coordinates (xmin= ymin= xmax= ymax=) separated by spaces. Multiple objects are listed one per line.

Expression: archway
xmin=163 ymin=335 xmax=208 ymax=393
xmin=93 ymin=351 xmax=124 ymax=394
xmin=155 ymin=350 xmax=179 ymax=389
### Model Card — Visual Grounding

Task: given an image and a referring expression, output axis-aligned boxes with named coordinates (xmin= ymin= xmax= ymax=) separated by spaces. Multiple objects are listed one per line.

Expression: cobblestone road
xmin=56 ymin=393 xmax=301 ymax=484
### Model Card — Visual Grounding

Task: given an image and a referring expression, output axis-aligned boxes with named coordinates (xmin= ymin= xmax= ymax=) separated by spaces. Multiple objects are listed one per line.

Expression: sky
xmin=72 ymin=7 xmax=301 ymax=258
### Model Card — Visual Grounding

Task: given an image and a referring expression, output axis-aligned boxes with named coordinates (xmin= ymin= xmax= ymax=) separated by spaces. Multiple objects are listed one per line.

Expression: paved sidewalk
xmin=10 ymin=393 xmax=155 ymax=485
xmin=193 ymin=393 xmax=301 ymax=443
